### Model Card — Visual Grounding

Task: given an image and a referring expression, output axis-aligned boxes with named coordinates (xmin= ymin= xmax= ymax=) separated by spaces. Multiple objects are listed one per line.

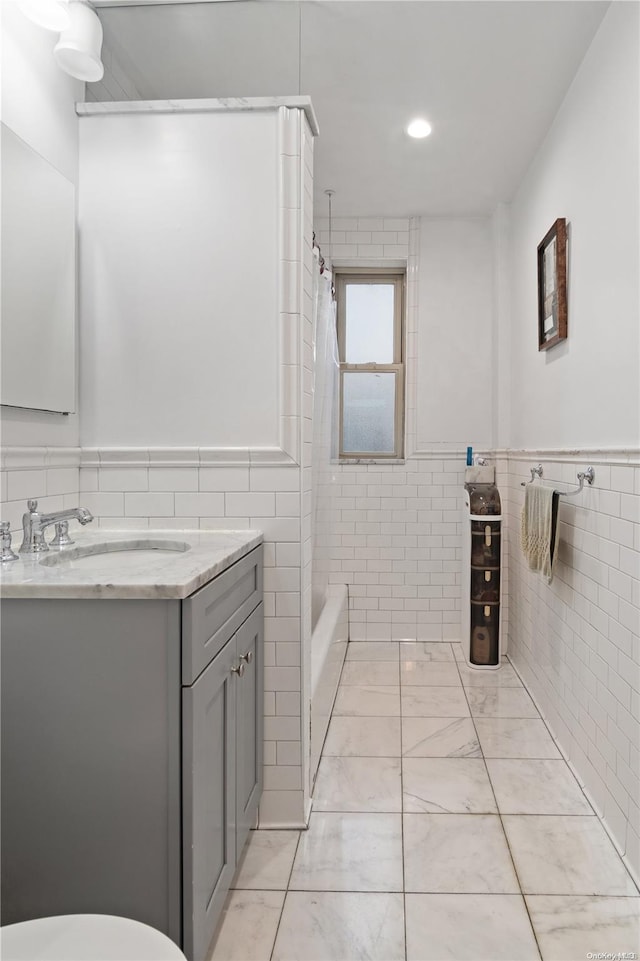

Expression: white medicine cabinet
xmin=1 ymin=124 xmax=76 ymax=414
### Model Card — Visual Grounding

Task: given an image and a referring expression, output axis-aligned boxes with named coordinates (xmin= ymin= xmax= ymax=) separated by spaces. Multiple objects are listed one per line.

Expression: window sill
xmin=335 ymin=458 xmax=406 ymax=466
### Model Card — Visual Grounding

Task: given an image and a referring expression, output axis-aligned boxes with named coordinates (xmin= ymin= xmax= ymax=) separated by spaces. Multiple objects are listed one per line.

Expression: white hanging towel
xmin=521 ymin=484 xmax=560 ymax=583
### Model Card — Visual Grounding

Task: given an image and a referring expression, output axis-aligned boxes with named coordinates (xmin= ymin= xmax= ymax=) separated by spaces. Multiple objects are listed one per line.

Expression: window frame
xmin=335 ymin=268 xmax=406 ymax=461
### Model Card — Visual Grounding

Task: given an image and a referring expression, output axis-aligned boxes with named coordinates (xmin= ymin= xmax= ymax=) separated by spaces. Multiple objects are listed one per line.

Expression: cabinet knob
xmin=231 ymin=662 xmax=245 ymax=678
xmin=240 ymin=650 xmax=253 ymax=664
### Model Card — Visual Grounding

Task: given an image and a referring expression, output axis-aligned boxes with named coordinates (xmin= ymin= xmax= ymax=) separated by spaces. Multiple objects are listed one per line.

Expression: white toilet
xmin=0 ymin=914 xmax=187 ymax=961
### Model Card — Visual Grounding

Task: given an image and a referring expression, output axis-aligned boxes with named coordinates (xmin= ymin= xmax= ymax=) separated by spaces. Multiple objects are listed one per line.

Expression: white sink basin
xmin=39 ymin=539 xmax=190 ymax=569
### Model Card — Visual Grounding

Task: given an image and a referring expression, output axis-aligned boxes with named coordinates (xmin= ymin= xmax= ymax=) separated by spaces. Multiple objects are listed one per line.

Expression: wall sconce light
xmin=53 ymin=1 xmax=104 ymax=82
xmin=18 ymin=0 xmax=71 ymax=32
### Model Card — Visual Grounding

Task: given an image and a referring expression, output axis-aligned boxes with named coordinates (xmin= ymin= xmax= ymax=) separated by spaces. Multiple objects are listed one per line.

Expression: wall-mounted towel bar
xmin=521 ymin=465 xmax=595 ymax=497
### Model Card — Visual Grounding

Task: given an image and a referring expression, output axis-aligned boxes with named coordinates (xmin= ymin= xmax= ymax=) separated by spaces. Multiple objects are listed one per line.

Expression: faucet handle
xmin=50 ymin=520 xmax=74 ymax=549
xmin=27 ymin=499 xmax=38 ymax=513
xmin=1 ymin=521 xmax=19 ymax=563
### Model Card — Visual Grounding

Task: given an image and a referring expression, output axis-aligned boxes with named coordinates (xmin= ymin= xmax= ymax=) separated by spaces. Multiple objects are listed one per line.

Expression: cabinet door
xmin=182 ymin=637 xmax=237 ymax=961
xmin=234 ymin=603 xmax=264 ymax=859
xmin=1 ymin=599 xmax=182 ymax=940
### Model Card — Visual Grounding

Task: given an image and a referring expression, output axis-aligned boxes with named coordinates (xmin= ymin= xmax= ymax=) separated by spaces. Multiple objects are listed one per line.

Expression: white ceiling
xmin=96 ymin=0 xmax=609 ymax=218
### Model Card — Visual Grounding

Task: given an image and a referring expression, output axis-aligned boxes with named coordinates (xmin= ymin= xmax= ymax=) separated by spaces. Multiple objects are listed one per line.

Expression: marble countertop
xmin=0 ymin=529 xmax=262 ymax=600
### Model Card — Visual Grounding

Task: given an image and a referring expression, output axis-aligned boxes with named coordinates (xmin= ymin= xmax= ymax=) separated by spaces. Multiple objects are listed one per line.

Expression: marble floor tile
xmin=207 ymin=890 xmax=284 ymax=961
xmin=457 ymin=662 xmax=523 ymax=687
xmin=401 ymin=685 xmax=470 ymax=717
xmin=313 ymin=756 xmax=402 ymax=812
xmin=474 ymin=717 xmax=562 ymax=758
xmin=346 ymin=642 xmax=400 ymax=661
xmin=402 ymin=717 xmax=481 ymax=758
xmin=467 ymin=687 xmax=539 ymax=718
xmin=403 ymin=813 xmax=519 ymax=893
xmin=289 ymin=812 xmax=403 ymax=892
xmin=333 ymin=685 xmax=400 ymax=716
xmin=272 ymin=891 xmax=405 ymax=961
xmin=322 ymin=716 xmax=402 ymax=757
xmin=503 ymin=815 xmax=639 ymax=895
xmin=400 ymin=641 xmax=455 ymax=662
xmin=340 ymin=660 xmax=400 ymax=686
xmin=402 ymin=758 xmax=497 ymax=814
xmin=486 ymin=759 xmax=594 ymax=815
xmin=526 ymin=895 xmax=640 ymax=960
xmin=405 ymin=893 xmax=541 ymax=960
xmin=401 ymin=661 xmax=462 ymax=687
xmin=232 ymin=830 xmax=300 ymax=890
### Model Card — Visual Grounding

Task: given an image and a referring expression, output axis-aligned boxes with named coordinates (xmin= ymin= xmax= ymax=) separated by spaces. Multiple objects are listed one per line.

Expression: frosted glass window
xmin=336 ymin=268 xmax=404 ymax=460
xmin=342 ymin=372 xmax=396 ymax=454
xmin=344 ymin=284 xmax=395 ymax=363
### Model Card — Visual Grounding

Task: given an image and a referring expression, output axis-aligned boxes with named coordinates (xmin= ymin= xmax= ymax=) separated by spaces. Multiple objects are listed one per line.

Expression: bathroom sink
xmin=39 ymin=539 xmax=191 ymax=569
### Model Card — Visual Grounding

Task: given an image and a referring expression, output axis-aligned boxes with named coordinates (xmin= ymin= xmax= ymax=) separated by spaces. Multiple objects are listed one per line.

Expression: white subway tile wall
xmin=314 ymin=216 xmax=409 ymax=264
xmin=313 ymin=218 xmax=467 ymax=641
xmin=0 ymin=449 xmax=81 ymax=536
xmin=316 ymin=458 xmax=465 ymax=641
xmin=500 ymin=455 xmax=640 ymax=880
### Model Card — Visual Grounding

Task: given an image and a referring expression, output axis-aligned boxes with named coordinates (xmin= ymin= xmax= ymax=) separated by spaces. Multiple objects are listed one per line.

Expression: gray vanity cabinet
xmin=183 ymin=603 xmax=264 ymax=961
xmin=1 ymin=544 xmax=263 ymax=961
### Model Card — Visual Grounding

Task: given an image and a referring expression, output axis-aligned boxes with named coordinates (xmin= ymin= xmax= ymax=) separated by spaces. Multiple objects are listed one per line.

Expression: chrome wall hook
xmin=579 ymin=466 xmax=595 ymax=486
xmin=561 ymin=466 xmax=595 ymax=497
xmin=521 ymin=464 xmax=543 ymax=486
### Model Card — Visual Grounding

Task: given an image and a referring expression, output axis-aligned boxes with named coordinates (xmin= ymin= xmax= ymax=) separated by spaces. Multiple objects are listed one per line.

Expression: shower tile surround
xmin=205 ymin=646 xmax=639 ymax=961
xmin=313 ymin=217 xmax=471 ymax=643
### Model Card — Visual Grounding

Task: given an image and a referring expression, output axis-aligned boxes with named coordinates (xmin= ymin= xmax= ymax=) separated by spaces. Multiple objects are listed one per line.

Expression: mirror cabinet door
xmin=1 ymin=123 xmax=76 ymax=414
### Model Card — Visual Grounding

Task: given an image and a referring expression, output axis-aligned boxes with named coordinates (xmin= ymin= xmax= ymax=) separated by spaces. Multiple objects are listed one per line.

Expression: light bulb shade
xmin=18 ymin=0 xmax=70 ymax=32
xmin=54 ymin=2 xmax=104 ymax=82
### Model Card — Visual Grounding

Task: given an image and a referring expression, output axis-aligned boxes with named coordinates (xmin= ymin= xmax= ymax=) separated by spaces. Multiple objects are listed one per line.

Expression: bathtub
xmin=310 ymin=584 xmax=349 ymax=790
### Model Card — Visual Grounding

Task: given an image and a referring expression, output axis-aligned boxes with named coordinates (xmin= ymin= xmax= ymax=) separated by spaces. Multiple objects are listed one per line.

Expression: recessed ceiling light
xmin=407 ymin=119 xmax=432 ymax=139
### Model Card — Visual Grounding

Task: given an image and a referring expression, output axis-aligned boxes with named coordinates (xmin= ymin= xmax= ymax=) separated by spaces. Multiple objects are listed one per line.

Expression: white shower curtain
xmin=311 ymin=249 xmax=340 ymax=630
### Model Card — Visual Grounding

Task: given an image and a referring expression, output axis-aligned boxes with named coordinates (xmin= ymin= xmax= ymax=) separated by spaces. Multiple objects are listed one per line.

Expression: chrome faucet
xmin=19 ymin=499 xmax=94 ymax=554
